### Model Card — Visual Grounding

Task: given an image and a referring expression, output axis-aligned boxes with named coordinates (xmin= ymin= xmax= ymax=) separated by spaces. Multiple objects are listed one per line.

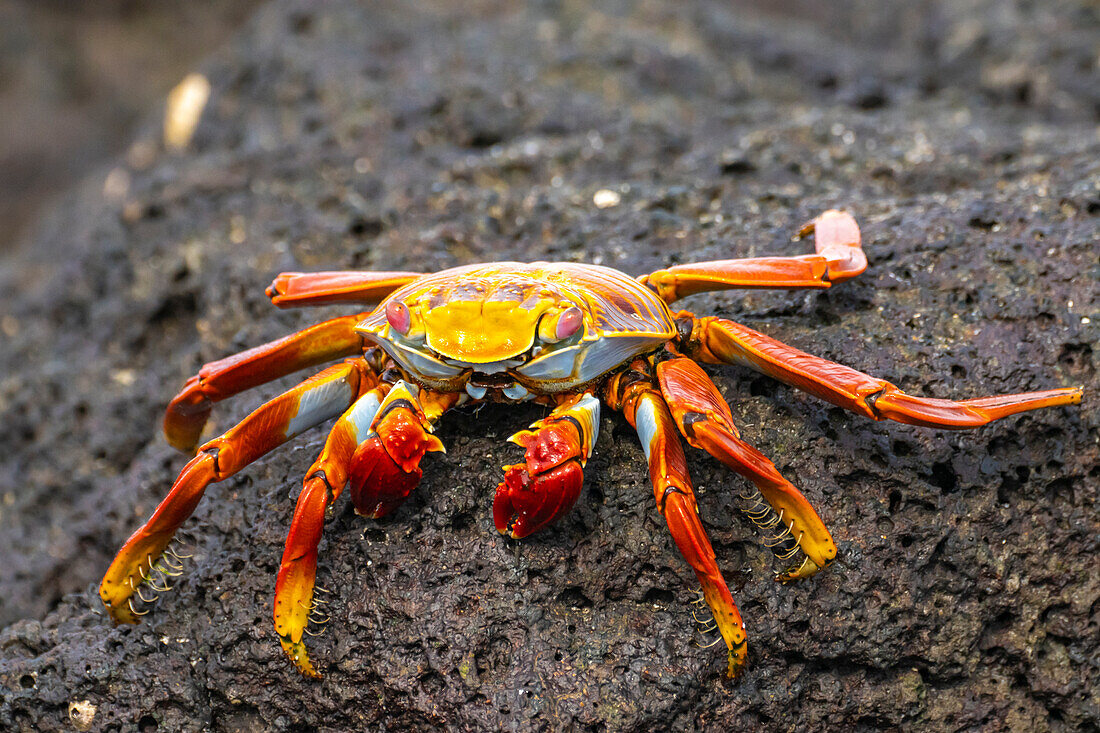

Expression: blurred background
xmin=2 ymin=1 xmax=1097 ymax=255
xmin=0 ymin=0 xmax=263 ymax=253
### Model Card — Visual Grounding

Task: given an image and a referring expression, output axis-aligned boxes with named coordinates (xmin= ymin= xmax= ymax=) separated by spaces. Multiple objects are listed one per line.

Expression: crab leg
xmin=687 ymin=317 xmax=1083 ymax=428
xmin=275 ymin=383 xmax=389 ymax=678
xmin=656 ymin=356 xmax=836 ymax=581
xmin=101 ymin=360 xmax=374 ymax=624
xmin=347 ymin=380 xmax=457 ymax=518
xmin=605 ymin=370 xmax=747 ymax=678
xmin=266 ymin=270 xmax=422 ymax=308
xmin=164 ymin=314 xmax=371 ymax=452
xmin=494 ymin=392 xmax=600 ymax=538
xmin=640 ymin=210 xmax=866 ymax=303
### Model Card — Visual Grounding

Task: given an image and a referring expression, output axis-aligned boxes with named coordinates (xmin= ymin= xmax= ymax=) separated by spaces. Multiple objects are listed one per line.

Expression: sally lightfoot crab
xmin=99 ymin=211 xmax=1083 ymax=678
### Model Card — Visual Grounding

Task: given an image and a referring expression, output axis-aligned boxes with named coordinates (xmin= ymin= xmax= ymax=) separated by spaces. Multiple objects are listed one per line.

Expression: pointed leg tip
xmin=280 ymin=638 xmax=322 ymax=679
xmin=165 ymin=436 xmax=200 ymax=454
xmin=775 ymin=556 xmax=826 ymax=583
xmin=99 ymin=567 xmax=157 ymax=625
xmin=725 ymin=645 xmax=748 ymax=679
xmin=103 ymin=604 xmax=141 ymax=625
xmin=297 ymin=660 xmax=322 ymax=679
xmin=795 ymin=209 xmax=846 ymax=239
xmin=99 ymin=590 xmax=144 ymax=625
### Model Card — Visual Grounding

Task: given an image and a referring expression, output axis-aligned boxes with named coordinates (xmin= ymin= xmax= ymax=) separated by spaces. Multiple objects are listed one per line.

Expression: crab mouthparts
xmin=468 ymin=372 xmax=513 ymax=389
xmin=461 ymin=371 xmax=531 ymax=401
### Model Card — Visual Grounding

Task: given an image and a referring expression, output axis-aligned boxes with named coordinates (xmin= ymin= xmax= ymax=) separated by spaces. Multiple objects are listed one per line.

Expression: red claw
xmin=510 ymin=425 xmax=575 ymax=475
xmin=348 ymin=436 xmax=422 ymax=518
xmin=493 ymin=412 xmax=590 ymax=538
xmin=374 ymin=405 xmax=444 ymax=474
xmin=493 ymin=459 xmax=584 ymax=538
xmin=347 ymin=397 xmax=444 ymax=517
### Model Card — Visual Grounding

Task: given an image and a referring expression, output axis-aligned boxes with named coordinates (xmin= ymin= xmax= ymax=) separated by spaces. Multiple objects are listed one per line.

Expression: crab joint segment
xmin=639 ymin=210 xmax=866 ymax=303
xmin=348 ymin=381 xmax=454 ymax=518
xmin=101 ymin=361 xmax=369 ymax=625
xmin=494 ymin=392 xmax=600 ymax=538
xmin=688 ymin=317 xmax=1083 ymax=428
xmin=612 ymin=378 xmax=746 ymax=678
xmin=163 ymin=314 xmax=369 ymax=452
xmin=656 ymin=356 xmax=836 ymax=580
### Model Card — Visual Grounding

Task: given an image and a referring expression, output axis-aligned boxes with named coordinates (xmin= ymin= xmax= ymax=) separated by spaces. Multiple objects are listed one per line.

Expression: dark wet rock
xmin=1 ymin=1 xmax=1097 ymax=731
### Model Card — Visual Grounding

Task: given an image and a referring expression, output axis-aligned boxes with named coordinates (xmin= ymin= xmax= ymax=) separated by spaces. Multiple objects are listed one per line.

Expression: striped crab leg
xmin=639 ymin=210 xmax=866 ymax=302
xmin=605 ymin=367 xmax=747 ymax=678
xmin=686 ymin=317 xmax=1083 ymax=428
xmin=101 ymin=360 xmax=376 ymax=624
xmin=494 ymin=392 xmax=601 ymax=538
xmin=164 ymin=314 xmax=371 ymax=452
xmin=655 ymin=355 xmax=836 ymax=581
xmin=274 ymin=379 xmax=459 ymax=677
xmin=274 ymin=381 xmax=389 ymax=678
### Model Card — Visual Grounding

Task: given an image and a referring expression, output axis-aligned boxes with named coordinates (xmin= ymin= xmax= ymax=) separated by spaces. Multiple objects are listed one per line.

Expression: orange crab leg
xmin=101 ymin=360 xmax=374 ymax=625
xmin=605 ymin=371 xmax=747 ymax=678
xmin=347 ymin=381 xmax=456 ymax=518
xmin=164 ymin=314 xmax=370 ymax=452
xmin=275 ymin=477 xmax=330 ymax=678
xmin=275 ymin=382 xmax=390 ymax=677
xmin=687 ymin=317 xmax=1083 ymax=428
xmin=656 ymin=356 xmax=836 ymax=581
xmin=266 ymin=270 xmax=422 ymax=308
xmin=494 ymin=392 xmax=600 ymax=538
xmin=276 ymin=381 xmax=457 ymax=678
xmin=639 ymin=210 xmax=866 ymax=303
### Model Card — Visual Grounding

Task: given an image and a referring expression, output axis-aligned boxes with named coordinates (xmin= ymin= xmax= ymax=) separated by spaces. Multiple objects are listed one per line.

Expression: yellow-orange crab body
xmin=357 ymin=262 xmax=677 ymax=396
xmin=99 ymin=210 xmax=1082 ymax=680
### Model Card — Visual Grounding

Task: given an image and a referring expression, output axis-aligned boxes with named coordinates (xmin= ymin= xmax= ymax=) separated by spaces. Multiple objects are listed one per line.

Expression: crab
xmin=100 ymin=210 xmax=1083 ymax=678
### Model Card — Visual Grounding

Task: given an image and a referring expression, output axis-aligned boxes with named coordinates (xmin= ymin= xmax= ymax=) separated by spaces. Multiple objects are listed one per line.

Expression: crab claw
xmin=494 ymin=459 xmax=584 ymax=538
xmin=493 ymin=394 xmax=600 ymax=538
xmin=349 ymin=435 xmax=426 ymax=518
xmin=348 ymin=381 xmax=445 ymax=518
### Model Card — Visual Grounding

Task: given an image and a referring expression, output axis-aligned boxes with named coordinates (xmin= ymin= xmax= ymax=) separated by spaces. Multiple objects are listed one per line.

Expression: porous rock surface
xmin=1 ymin=1 xmax=1097 ymax=731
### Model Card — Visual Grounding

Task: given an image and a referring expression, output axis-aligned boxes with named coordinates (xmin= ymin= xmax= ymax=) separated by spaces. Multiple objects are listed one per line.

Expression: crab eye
xmin=385 ymin=301 xmax=411 ymax=335
xmin=539 ymin=306 xmax=583 ymax=344
xmin=556 ymin=307 xmax=583 ymax=339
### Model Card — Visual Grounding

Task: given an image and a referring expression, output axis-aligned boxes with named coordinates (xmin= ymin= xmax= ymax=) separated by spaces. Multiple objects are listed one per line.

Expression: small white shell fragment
xmin=164 ymin=73 xmax=212 ymax=150
xmin=593 ymin=189 xmax=621 ymax=209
